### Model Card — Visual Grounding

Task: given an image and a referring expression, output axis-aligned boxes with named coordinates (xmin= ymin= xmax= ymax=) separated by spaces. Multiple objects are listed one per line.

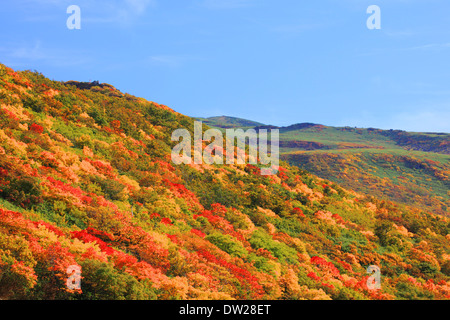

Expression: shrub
xmin=78 ymin=259 xmax=157 ymax=300
xmin=249 ymin=229 xmax=298 ymax=264
xmin=22 ymin=95 xmax=46 ymax=113
xmin=206 ymin=232 xmax=247 ymax=258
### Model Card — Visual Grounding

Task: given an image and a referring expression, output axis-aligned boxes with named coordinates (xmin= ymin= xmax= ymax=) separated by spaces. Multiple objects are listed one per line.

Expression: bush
xmin=78 ymin=259 xmax=157 ymax=300
xmin=206 ymin=232 xmax=248 ymax=258
xmin=0 ymin=176 xmax=42 ymax=208
xmin=91 ymin=177 xmax=126 ymax=201
xmin=249 ymin=229 xmax=298 ymax=264
xmin=88 ymin=109 xmax=108 ymax=126
xmin=22 ymin=95 xmax=46 ymax=113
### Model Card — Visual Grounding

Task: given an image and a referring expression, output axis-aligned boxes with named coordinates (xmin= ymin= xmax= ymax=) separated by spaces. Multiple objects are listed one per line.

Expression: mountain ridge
xmin=197 ymin=115 xmax=450 ymax=138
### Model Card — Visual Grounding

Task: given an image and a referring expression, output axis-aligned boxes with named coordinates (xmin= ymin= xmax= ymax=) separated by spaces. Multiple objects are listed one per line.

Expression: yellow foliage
xmin=0 ymin=129 xmax=27 ymax=155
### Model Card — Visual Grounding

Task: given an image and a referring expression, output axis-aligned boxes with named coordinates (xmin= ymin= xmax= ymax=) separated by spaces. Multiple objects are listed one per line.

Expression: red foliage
xmin=1 ymin=108 xmax=18 ymax=121
xmin=332 ymin=214 xmax=345 ymax=224
xmin=92 ymin=195 xmax=119 ymax=210
xmin=256 ymin=248 xmax=276 ymax=260
xmin=197 ymin=249 xmax=264 ymax=299
xmin=46 ymin=176 xmax=84 ymax=198
xmin=113 ymin=251 xmax=138 ymax=269
xmin=190 ymin=229 xmax=206 ymax=238
xmin=103 ymin=126 xmax=113 ymax=133
xmin=0 ymin=167 xmax=8 ymax=178
xmin=161 ymin=218 xmax=173 ymax=225
xmin=310 ymin=256 xmax=340 ymax=276
xmin=7 ymin=69 xmax=32 ymax=87
xmin=292 ymin=207 xmax=305 ymax=217
xmin=110 ymin=120 xmax=123 ymax=133
xmin=166 ymin=234 xmax=179 ymax=244
xmin=0 ymin=207 xmax=25 ymax=222
xmin=277 ymin=167 xmax=288 ymax=180
xmin=354 ymin=276 xmax=371 ymax=291
xmin=163 ymin=179 xmax=203 ymax=212
xmin=307 ymin=272 xmax=320 ymax=281
xmin=30 ymin=123 xmax=44 ymax=134
xmin=85 ymin=227 xmax=115 ymax=242
xmin=211 ymin=203 xmax=228 ymax=217
xmin=86 ymin=159 xmax=115 ymax=178
xmin=336 ymin=258 xmax=354 ymax=273
xmin=194 ymin=210 xmax=245 ymax=242
xmin=321 ymin=282 xmax=335 ymax=290
xmin=81 ymin=195 xmax=93 ymax=205
xmin=71 ymin=229 xmax=115 ymax=255
xmin=33 ymin=221 xmax=65 ymax=237
xmin=0 ymin=167 xmax=9 ymax=192
xmin=245 ymin=164 xmax=260 ymax=176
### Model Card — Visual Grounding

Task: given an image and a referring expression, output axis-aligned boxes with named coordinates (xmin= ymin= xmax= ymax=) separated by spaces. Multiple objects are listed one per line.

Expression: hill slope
xmin=202 ymin=117 xmax=450 ymax=216
xmin=194 ymin=116 xmax=265 ymax=130
xmin=0 ymin=65 xmax=449 ymax=300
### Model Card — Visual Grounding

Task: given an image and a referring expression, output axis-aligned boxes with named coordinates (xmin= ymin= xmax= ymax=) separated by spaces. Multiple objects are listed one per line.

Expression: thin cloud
xmin=199 ymin=0 xmax=256 ymax=9
xmin=83 ymin=0 xmax=157 ymax=25
xmin=18 ymin=0 xmax=157 ymax=25
xmin=403 ymin=42 xmax=450 ymax=51
xmin=125 ymin=0 xmax=156 ymax=15
xmin=356 ymin=42 xmax=450 ymax=57
xmin=0 ymin=41 xmax=91 ymax=68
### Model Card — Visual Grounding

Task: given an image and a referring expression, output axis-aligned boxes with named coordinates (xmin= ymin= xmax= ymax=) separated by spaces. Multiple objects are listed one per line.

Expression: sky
xmin=1 ymin=0 xmax=450 ymax=133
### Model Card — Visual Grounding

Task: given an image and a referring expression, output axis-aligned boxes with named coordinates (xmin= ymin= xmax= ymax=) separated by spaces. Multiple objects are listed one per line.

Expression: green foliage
xmin=375 ymin=221 xmax=394 ymax=247
xmin=0 ymin=176 xmax=42 ymax=209
xmin=88 ymin=109 xmax=108 ymax=126
xmin=78 ymin=259 xmax=157 ymax=300
xmin=247 ymin=253 xmax=275 ymax=275
xmin=22 ymin=95 xmax=46 ymax=113
xmin=335 ymin=228 xmax=368 ymax=253
xmin=206 ymin=232 xmax=247 ymax=258
xmin=395 ymin=281 xmax=434 ymax=300
xmin=91 ymin=176 xmax=126 ymax=201
xmin=249 ymin=229 xmax=298 ymax=264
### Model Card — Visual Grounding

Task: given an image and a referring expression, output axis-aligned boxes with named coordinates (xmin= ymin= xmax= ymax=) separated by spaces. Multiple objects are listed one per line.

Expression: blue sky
xmin=1 ymin=0 xmax=450 ymax=132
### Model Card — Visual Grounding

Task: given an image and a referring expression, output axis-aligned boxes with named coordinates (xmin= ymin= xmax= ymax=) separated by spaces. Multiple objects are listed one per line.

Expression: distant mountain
xmin=202 ymin=116 xmax=450 ymax=215
xmin=194 ymin=116 xmax=266 ymax=129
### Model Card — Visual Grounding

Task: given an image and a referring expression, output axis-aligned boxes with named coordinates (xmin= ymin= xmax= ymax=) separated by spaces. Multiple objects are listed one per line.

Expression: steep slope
xmin=0 ymin=64 xmax=449 ymax=300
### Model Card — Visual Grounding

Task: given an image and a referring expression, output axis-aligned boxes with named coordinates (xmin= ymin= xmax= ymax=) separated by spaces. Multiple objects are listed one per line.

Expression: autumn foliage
xmin=0 ymin=64 xmax=448 ymax=300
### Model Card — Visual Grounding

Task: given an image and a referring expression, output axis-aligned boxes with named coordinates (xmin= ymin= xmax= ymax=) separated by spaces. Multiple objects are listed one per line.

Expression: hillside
xmin=0 ymin=64 xmax=449 ymax=300
xmin=202 ymin=117 xmax=450 ymax=216
xmin=194 ymin=116 xmax=265 ymax=130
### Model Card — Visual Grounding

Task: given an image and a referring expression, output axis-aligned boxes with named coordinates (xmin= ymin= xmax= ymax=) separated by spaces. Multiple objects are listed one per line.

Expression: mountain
xmin=0 ymin=64 xmax=449 ymax=300
xmin=194 ymin=116 xmax=266 ymax=130
xmin=202 ymin=117 xmax=450 ymax=217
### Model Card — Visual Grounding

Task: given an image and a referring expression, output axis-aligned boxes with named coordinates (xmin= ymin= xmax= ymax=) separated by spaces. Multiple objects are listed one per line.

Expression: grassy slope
xmin=280 ymin=126 xmax=449 ymax=216
xmin=194 ymin=116 xmax=266 ymax=130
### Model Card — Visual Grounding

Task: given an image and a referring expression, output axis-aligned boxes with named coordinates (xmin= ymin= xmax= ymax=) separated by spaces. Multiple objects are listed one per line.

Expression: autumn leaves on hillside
xmin=0 ymin=64 xmax=449 ymax=300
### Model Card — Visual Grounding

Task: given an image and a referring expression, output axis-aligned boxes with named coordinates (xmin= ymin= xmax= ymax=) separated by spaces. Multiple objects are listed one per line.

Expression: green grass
xmin=194 ymin=116 xmax=265 ymax=130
